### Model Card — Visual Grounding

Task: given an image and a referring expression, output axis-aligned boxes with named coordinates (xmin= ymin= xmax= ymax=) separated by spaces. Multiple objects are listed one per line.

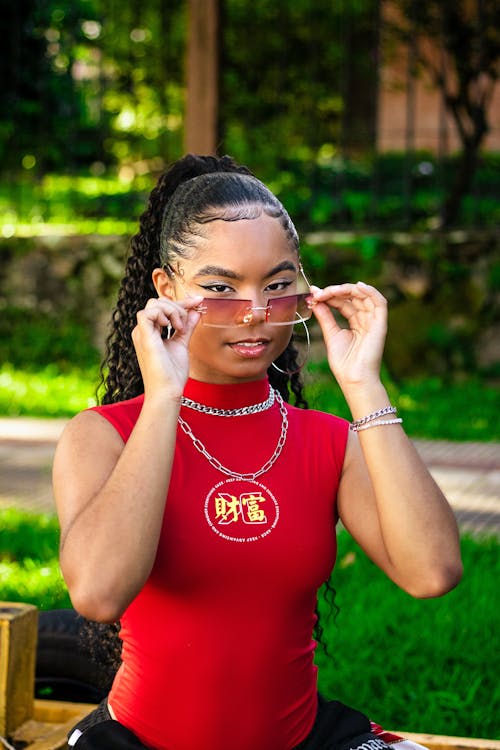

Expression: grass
xmin=316 ymin=532 xmax=500 ymax=740
xmin=0 ymin=364 xmax=99 ymax=417
xmin=304 ymin=364 xmax=500 ymax=441
xmin=0 ymin=508 xmax=70 ymax=610
xmin=0 ymin=508 xmax=498 ymax=738
xmin=1 ymin=362 xmax=499 ymax=441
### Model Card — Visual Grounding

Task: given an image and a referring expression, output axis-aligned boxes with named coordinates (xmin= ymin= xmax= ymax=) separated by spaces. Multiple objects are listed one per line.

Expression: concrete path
xmin=0 ymin=417 xmax=499 ymax=538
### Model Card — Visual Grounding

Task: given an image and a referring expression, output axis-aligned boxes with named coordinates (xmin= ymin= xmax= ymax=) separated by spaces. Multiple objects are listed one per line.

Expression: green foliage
xmin=0 ymin=308 xmax=100 ymax=371
xmin=2 ymin=153 xmax=500 ymax=236
xmin=0 ymin=0 xmax=185 ymax=172
xmin=270 ymin=152 xmax=500 ymax=231
xmin=316 ymin=531 xmax=500 ymax=739
xmin=222 ymin=0 xmax=379 ymax=172
xmin=305 ymin=364 xmax=500 ymax=441
xmin=0 ymin=172 xmax=147 ymax=234
xmin=0 ymin=365 xmax=98 ymax=417
xmin=0 ymin=509 xmax=71 ymax=610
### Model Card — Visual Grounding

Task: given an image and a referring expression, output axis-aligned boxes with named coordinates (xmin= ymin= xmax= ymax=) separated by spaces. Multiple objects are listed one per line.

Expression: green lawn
xmin=316 ymin=532 xmax=500 ymax=740
xmin=0 ymin=508 xmax=498 ymax=739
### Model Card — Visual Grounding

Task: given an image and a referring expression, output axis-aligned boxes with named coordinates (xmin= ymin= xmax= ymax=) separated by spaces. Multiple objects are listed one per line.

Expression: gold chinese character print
xmin=214 ymin=492 xmax=268 ymax=525
xmin=205 ymin=479 xmax=279 ymax=542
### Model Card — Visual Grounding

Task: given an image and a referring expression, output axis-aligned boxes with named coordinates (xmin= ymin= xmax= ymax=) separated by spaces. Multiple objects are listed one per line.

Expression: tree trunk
xmin=184 ymin=0 xmax=220 ymax=155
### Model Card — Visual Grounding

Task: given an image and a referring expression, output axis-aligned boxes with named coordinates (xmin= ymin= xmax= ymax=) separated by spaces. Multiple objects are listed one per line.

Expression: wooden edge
xmin=391 ymin=732 xmax=500 ymax=750
xmin=33 ymin=698 xmax=97 ymax=722
xmin=12 ymin=701 xmax=97 ymax=750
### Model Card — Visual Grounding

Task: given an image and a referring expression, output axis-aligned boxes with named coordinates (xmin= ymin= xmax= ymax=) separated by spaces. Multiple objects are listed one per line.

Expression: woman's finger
xmin=141 ymin=296 xmax=203 ymax=333
xmin=311 ymin=282 xmax=386 ymax=308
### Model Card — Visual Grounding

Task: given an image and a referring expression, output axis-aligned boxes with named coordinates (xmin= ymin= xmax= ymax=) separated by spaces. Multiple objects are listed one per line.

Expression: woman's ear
xmin=152 ymin=267 xmax=175 ymax=299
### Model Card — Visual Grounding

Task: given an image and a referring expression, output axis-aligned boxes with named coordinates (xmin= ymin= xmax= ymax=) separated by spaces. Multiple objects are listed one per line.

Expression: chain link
xmin=177 ymin=390 xmax=288 ymax=481
xmin=181 ymin=388 xmax=275 ymax=416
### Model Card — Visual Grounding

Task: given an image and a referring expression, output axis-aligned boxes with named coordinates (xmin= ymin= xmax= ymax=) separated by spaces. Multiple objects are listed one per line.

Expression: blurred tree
xmin=384 ymin=0 xmax=500 ymax=227
xmin=0 ymin=0 xmax=107 ymax=171
xmin=96 ymin=0 xmax=185 ymax=166
xmin=220 ymin=0 xmax=380 ymax=172
xmin=0 ymin=0 xmax=186 ymax=174
xmin=0 ymin=0 xmax=381 ymax=179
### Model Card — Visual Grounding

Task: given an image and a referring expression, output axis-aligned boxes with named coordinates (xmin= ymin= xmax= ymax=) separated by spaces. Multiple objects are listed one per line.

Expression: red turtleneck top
xmin=90 ymin=378 xmax=349 ymax=750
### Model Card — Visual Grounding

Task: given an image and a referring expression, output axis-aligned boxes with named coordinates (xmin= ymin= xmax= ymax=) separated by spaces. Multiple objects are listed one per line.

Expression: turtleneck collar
xmin=182 ymin=377 xmax=271 ymax=410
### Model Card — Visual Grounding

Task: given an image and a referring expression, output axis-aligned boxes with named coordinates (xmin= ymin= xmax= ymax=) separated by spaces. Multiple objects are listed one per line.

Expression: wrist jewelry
xmin=351 ymin=417 xmax=403 ymax=432
xmin=349 ymin=405 xmax=398 ymax=431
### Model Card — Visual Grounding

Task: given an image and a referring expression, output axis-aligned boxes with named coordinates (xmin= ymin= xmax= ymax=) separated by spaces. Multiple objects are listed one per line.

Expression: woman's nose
xmin=246 ymin=303 xmax=270 ymax=324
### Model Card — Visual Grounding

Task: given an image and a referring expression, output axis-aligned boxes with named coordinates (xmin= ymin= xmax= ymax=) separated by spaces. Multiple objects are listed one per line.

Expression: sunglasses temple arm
xmin=299 ymin=262 xmax=313 ymax=290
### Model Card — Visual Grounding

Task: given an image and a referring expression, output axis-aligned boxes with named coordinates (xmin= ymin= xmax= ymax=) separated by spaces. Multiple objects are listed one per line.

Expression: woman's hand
xmin=132 ymin=296 xmax=203 ymax=398
xmin=310 ymin=282 xmax=387 ymax=390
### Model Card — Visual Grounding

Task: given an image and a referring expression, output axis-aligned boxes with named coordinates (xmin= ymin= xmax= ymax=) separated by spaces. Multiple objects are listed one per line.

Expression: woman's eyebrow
xmin=193 ymin=260 xmax=298 ymax=280
xmin=264 ymin=260 xmax=298 ymax=278
xmin=194 ymin=265 xmax=241 ymax=279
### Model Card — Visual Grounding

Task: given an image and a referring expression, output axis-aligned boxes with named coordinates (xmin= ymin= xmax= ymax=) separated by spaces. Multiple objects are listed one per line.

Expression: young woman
xmin=53 ymin=154 xmax=462 ymax=750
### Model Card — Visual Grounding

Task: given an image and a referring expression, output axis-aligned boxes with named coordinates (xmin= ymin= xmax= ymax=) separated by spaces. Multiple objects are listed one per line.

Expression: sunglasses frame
xmin=195 ymin=292 xmax=314 ymax=328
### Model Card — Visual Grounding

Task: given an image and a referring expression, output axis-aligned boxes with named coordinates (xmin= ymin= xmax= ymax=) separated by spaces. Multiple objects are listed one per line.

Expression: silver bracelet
xmin=351 ymin=417 xmax=403 ymax=432
xmin=350 ymin=405 xmax=397 ymax=430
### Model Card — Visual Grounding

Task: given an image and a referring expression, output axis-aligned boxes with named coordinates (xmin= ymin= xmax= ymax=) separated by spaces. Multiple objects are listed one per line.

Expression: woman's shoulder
xmin=284 ymin=403 xmax=350 ymax=470
xmin=285 ymin=401 xmax=350 ymax=431
xmin=88 ymin=394 xmax=145 ymax=441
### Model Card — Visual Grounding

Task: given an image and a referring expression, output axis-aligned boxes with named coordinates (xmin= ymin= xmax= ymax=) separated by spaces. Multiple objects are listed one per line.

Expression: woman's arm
xmin=54 ymin=296 xmax=202 ymax=623
xmin=310 ymin=282 xmax=462 ymax=597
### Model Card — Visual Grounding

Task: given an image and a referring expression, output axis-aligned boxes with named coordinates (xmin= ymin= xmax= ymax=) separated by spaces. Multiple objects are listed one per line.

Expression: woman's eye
xmin=265 ymin=280 xmax=294 ymax=294
xmin=200 ymin=283 xmax=234 ymax=294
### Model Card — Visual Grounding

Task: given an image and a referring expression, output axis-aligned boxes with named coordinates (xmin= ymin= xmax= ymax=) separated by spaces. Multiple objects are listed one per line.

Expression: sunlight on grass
xmin=5 ymin=219 xmax=137 ymax=237
xmin=0 ymin=365 xmax=97 ymax=417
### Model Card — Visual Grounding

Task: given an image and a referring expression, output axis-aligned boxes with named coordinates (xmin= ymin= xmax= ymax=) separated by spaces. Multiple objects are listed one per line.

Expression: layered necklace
xmin=178 ymin=388 xmax=288 ymax=482
xmin=181 ymin=388 xmax=275 ymax=417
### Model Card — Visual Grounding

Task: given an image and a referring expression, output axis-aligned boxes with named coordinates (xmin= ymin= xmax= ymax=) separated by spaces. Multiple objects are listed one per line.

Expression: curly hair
xmin=98 ymin=153 xmax=307 ymax=408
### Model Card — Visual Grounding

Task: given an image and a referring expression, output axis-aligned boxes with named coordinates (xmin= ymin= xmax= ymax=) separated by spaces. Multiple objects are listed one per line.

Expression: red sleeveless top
xmin=91 ymin=377 xmax=349 ymax=750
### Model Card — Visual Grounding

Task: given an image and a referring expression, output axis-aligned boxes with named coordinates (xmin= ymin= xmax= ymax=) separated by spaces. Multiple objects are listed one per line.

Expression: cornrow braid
xmin=98 ymin=153 xmax=308 ymax=408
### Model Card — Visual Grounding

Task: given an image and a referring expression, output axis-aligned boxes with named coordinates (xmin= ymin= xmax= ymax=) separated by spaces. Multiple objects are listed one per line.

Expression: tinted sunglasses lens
xmin=267 ymin=293 xmax=313 ymax=325
xmin=198 ymin=298 xmax=253 ymax=327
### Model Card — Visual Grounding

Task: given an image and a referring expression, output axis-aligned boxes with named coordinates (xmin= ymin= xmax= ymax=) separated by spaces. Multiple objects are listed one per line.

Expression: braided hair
xmin=98 ymin=154 xmax=307 ymax=408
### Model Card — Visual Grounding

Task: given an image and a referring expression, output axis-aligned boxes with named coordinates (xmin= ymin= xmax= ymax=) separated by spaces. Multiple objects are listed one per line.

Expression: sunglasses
xmin=194 ymin=292 xmax=314 ymax=327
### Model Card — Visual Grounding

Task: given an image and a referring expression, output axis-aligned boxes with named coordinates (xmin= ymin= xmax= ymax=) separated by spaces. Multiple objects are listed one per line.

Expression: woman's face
xmin=155 ymin=213 xmax=302 ymax=384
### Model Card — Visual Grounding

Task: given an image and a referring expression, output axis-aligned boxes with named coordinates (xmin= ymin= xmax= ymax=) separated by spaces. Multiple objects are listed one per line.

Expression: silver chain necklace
xmin=181 ymin=388 xmax=275 ymax=417
xmin=177 ymin=390 xmax=288 ymax=481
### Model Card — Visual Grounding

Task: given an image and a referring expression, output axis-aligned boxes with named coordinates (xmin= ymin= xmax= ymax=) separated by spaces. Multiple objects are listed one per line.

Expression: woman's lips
xmin=228 ymin=338 xmax=269 ymax=358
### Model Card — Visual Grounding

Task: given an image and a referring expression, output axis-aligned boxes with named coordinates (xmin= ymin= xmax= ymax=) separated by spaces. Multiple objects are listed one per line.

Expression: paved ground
xmin=0 ymin=417 xmax=499 ymax=538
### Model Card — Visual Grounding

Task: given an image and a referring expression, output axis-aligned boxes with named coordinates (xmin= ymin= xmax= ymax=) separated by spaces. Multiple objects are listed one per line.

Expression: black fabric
xmin=294 ymin=697 xmax=390 ymax=750
xmin=67 ymin=696 xmax=392 ymax=750
xmin=67 ymin=700 xmax=151 ymax=749
xmin=69 ymin=719 xmax=151 ymax=749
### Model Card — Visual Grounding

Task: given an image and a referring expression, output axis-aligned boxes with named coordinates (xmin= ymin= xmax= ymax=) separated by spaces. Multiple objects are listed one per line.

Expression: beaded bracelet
xmin=351 ymin=417 xmax=403 ymax=432
xmin=349 ymin=405 xmax=398 ymax=431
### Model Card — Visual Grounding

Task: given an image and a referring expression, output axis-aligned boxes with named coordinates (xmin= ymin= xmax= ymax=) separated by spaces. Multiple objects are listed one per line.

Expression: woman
xmin=53 ymin=154 xmax=462 ymax=750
